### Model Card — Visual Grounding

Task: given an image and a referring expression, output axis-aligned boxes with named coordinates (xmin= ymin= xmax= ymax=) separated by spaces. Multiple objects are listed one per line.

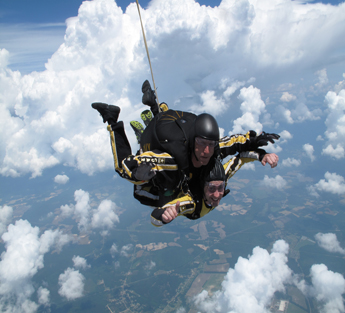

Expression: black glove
xmin=255 ymin=132 xmax=280 ymax=147
xmin=133 ymin=162 xmax=156 ymax=181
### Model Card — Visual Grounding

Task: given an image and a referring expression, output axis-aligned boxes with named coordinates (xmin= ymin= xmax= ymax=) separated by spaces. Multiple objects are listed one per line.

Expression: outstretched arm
xmin=219 ymin=131 xmax=280 ymax=159
xmin=223 ymin=150 xmax=279 ymax=182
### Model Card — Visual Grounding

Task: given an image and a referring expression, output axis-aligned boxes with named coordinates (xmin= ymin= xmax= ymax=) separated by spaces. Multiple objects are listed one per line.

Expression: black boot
xmin=91 ymin=103 xmax=120 ymax=124
xmin=141 ymin=80 xmax=157 ymax=107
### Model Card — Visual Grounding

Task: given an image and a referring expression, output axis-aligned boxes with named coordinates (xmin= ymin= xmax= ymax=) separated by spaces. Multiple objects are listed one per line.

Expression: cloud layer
xmin=195 ymin=240 xmax=292 ymax=313
xmin=298 ymin=264 xmax=345 ymax=313
xmin=0 ymin=187 xmax=116 ymax=311
xmin=0 ymin=219 xmax=72 ymax=312
xmin=60 ymin=189 xmax=120 ymax=234
xmin=195 ymin=240 xmax=345 ymax=313
xmin=0 ymin=0 xmax=344 ymax=180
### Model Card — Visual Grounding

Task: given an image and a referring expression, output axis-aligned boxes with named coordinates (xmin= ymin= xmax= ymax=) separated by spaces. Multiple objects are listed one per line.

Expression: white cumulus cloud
xmin=194 ymin=240 xmax=293 ymax=313
xmin=54 ymin=174 xmax=69 ymax=184
xmin=282 ymin=158 xmax=301 ymax=167
xmin=310 ymin=172 xmax=345 ymax=196
xmin=72 ymin=255 xmax=91 ymax=269
xmin=231 ymin=86 xmax=266 ymax=134
xmin=60 ymin=189 xmax=119 ymax=233
xmin=194 ymin=240 xmax=345 ymax=313
xmin=315 ymin=68 xmax=329 ymax=88
xmin=39 ymin=228 xmax=73 ymax=254
xmin=297 ymin=264 xmax=345 ymax=313
xmin=264 ymin=144 xmax=283 ymax=154
xmin=241 ymin=162 xmax=256 ymax=171
xmin=279 ymin=130 xmax=293 ymax=144
xmin=322 ymin=144 xmax=345 ymax=159
xmin=58 ymin=267 xmax=85 ymax=301
xmin=73 ymin=189 xmax=92 ymax=232
xmin=0 ymin=219 xmax=71 ymax=312
xmin=278 ymin=102 xmax=322 ymax=124
xmin=315 ymin=233 xmax=345 ymax=255
xmin=303 ymin=143 xmax=315 ymax=162
xmin=223 ymin=80 xmax=246 ymax=99
xmin=191 ymin=90 xmax=227 ymax=116
xmin=37 ymin=287 xmax=50 ymax=307
xmin=60 ymin=203 xmax=75 ymax=217
xmin=280 ymin=92 xmax=296 ymax=102
xmin=91 ymin=199 xmax=120 ymax=232
xmin=263 ymin=175 xmax=287 ymax=191
xmin=120 ymin=244 xmax=133 ymax=257
xmin=322 ymin=89 xmax=345 ymax=159
xmin=110 ymin=243 xmax=118 ymax=258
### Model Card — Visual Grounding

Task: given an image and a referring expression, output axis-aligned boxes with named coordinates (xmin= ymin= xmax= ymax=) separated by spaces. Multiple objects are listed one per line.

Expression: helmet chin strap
xmin=203 ymin=194 xmax=211 ymax=207
xmin=192 ymin=137 xmax=199 ymax=162
xmin=193 ymin=150 xmax=199 ymax=162
xmin=191 ymin=139 xmax=200 ymax=166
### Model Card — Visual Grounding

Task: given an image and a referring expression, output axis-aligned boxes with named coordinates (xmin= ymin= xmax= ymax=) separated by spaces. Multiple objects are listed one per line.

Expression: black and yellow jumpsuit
xmin=108 ymin=120 xmax=265 ymax=207
xmin=108 ymin=122 xmax=182 ymax=207
xmin=150 ymin=151 xmax=263 ymax=227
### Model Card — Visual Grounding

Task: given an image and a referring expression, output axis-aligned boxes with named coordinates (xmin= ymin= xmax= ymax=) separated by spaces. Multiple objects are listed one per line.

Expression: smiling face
xmin=203 ymin=181 xmax=225 ymax=207
xmin=191 ymin=137 xmax=216 ymax=168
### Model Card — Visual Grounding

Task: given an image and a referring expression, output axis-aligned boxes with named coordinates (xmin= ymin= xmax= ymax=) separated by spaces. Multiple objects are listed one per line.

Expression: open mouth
xmin=210 ymin=197 xmax=220 ymax=203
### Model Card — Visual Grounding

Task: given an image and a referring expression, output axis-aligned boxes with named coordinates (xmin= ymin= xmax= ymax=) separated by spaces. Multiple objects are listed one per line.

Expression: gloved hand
xmin=255 ymin=132 xmax=280 ymax=147
xmin=133 ymin=162 xmax=156 ymax=181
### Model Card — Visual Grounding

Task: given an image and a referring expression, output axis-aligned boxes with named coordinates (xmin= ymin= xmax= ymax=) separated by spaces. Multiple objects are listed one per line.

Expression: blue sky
xmin=1 ymin=0 xmax=222 ymax=23
xmin=0 ymin=0 xmax=343 ymax=23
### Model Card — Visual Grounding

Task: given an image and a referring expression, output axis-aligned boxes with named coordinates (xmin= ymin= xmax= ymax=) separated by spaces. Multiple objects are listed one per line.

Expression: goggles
xmin=195 ymin=137 xmax=217 ymax=148
xmin=205 ymin=182 xmax=225 ymax=193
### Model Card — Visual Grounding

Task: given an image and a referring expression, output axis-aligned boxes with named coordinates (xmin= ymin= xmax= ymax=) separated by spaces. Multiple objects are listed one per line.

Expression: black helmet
xmin=202 ymin=158 xmax=226 ymax=183
xmin=194 ymin=113 xmax=219 ymax=141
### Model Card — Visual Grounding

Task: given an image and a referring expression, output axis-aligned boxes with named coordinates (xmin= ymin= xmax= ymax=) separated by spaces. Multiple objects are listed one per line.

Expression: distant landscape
xmin=1 ymin=166 xmax=343 ymax=313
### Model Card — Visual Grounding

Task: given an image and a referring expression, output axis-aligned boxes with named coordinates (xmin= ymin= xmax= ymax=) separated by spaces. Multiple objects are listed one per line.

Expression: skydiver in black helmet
xmin=90 ymin=100 xmax=278 ymax=226
xmin=91 ymin=80 xmax=280 ymax=207
xmin=138 ymin=80 xmax=280 ymax=197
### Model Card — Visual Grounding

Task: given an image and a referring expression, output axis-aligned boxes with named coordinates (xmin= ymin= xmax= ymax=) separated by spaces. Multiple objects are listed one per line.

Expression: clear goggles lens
xmin=206 ymin=182 xmax=225 ymax=193
xmin=195 ymin=137 xmax=217 ymax=147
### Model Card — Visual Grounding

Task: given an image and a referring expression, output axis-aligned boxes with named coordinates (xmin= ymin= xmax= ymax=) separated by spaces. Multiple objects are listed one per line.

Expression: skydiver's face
xmin=204 ymin=181 xmax=225 ymax=207
xmin=192 ymin=137 xmax=216 ymax=168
